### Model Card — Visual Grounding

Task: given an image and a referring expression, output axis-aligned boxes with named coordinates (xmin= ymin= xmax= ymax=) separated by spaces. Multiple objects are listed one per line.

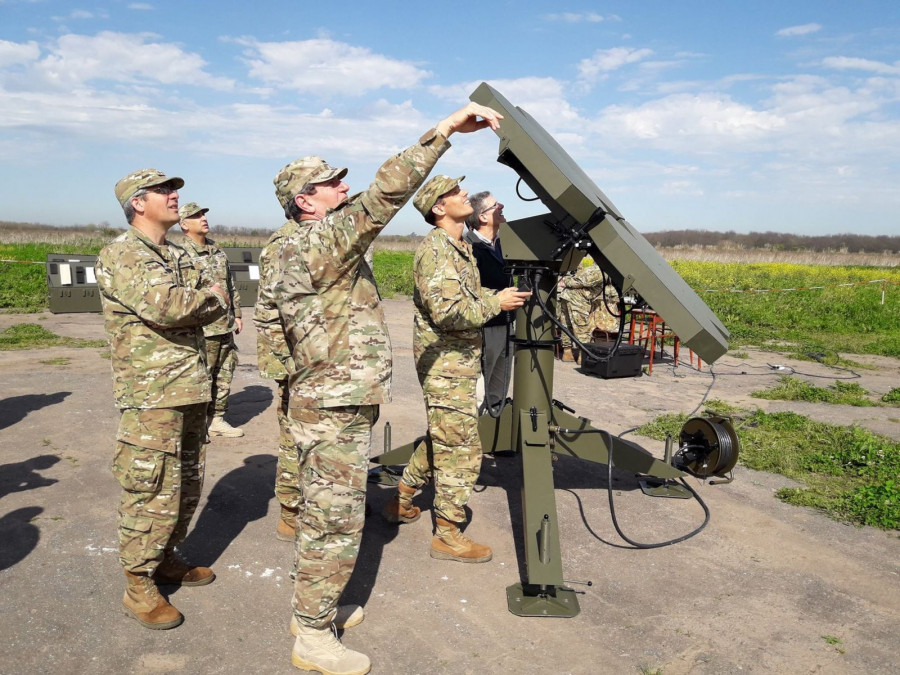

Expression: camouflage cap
xmin=178 ymin=202 xmax=209 ymax=221
xmin=413 ymin=174 xmax=465 ymax=218
xmin=114 ymin=168 xmax=184 ymax=207
xmin=273 ymin=156 xmax=348 ymax=209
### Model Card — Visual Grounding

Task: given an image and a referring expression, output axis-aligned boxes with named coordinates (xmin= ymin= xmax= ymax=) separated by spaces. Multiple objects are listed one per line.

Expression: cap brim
xmin=148 ymin=176 xmax=185 ymax=190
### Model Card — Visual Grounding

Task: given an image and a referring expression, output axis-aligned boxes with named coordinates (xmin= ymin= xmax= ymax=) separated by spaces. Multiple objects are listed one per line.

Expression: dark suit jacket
xmin=464 ymin=228 xmax=513 ymax=328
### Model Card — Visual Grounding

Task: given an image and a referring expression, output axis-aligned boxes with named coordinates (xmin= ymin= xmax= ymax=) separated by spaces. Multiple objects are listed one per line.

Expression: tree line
xmin=644 ymin=229 xmax=900 ymax=254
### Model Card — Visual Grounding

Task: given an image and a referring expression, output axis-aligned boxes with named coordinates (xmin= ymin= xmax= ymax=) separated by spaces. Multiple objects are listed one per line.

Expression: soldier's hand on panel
xmin=436 ymin=102 xmax=504 ymax=138
xmin=497 ymin=287 xmax=531 ymax=311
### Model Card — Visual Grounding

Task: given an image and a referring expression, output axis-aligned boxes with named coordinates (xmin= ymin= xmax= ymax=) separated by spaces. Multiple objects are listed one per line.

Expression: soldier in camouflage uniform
xmin=271 ymin=103 xmax=505 ymax=675
xmin=382 ymin=175 xmax=530 ymax=565
xmin=254 ymin=219 xmax=303 ymax=542
xmin=96 ymin=169 xmax=230 ymax=630
xmin=178 ymin=202 xmax=244 ymax=438
xmin=558 ymin=262 xmax=618 ymax=362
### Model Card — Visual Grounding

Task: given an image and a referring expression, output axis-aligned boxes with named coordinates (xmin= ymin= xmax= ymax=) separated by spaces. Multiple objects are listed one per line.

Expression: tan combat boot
xmin=381 ymin=481 xmax=420 ymax=524
xmin=122 ymin=570 xmax=183 ymax=630
xmin=277 ymin=504 xmax=300 ymax=542
xmin=289 ymin=605 xmax=365 ymax=635
xmin=291 ymin=623 xmax=371 ymax=675
xmin=431 ymin=517 xmax=492 ymax=563
xmin=208 ymin=416 xmax=244 ymax=437
xmin=561 ymin=347 xmax=576 ymax=362
xmin=154 ymin=551 xmax=215 ymax=586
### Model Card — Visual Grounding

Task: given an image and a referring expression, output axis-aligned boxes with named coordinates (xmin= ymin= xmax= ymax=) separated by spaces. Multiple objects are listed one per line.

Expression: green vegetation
xmin=751 ymin=376 xmax=877 ymax=407
xmin=671 ymin=260 xmax=900 ymax=358
xmin=882 ymin=388 xmax=900 ymax=404
xmin=0 ymin=323 xmax=106 ymax=350
xmin=635 ymin=404 xmax=900 ymax=530
xmin=372 ymin=250 xmax=415 ymax=298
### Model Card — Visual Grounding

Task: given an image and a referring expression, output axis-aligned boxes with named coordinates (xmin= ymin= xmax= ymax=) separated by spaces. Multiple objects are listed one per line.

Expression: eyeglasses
xmin=480 ymin=201 xmax=502 ymax=215
xmin=147 ymin=185 xmax=178 ymax=195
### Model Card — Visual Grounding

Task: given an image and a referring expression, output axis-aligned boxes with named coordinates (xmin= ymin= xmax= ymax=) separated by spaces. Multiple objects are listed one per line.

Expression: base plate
xmin=506 ymin=583 xmax=580 ymax=618
xmin=639 ymin=478 xmax=692 ymax=499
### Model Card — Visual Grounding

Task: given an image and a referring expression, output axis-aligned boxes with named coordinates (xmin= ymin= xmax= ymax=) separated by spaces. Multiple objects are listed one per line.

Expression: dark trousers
xmin=481 ymin=324 xmax=512 ymax=415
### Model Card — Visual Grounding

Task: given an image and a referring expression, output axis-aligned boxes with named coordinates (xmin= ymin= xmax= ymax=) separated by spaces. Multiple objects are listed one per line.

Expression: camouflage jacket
xmin=274 ymin=128 xmax=450 ymax=409
xmin=179 ymin=236 xmax=241 ymax=336
xmin=413 ymin=227 xmax=501 ymax=380
xmin=254 ymin=220 xmax=301 ymax=381
xmin=95 ymin=228 xmax=227 ymax=409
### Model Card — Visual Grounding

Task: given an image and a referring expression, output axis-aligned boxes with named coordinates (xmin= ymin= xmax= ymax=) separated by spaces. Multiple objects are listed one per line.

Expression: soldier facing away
xmin=558 ymin=261 xmax=618 ymax=362
xmin=270 ymin=102 xmax=505 ymax=675
xmin=95 ymin=169 xmax=230 ymax=630
xmin=382 ymin=175 xmax=530 ymax=564
xmin=178 ymin=202 xmax=244 ymax=438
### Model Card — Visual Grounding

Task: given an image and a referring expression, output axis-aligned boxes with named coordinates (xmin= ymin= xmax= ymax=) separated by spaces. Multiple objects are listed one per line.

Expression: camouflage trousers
xmin=287 ymin=404 xmax=376 ymax=630
xmin=111 ymin=403 xmax=207 ymax=574
xmin=401 ymin=375 xmax=482 ymax=523
xmin=274 ymin=379 xmax=301 ymax=510
xmin=205 ymin=333 xmax=237 ymax=417
xmin=559 ymin=297 xmax=593 ymax=349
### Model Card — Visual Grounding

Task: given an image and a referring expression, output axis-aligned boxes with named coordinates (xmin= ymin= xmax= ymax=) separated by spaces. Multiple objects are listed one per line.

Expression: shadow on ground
xmin=0 ymin=392 xmax=71 ymax=430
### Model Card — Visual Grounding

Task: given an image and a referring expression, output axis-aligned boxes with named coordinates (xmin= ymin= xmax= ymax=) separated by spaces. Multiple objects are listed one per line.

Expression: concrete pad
xmin=1 ymin=300 xmax=898 ymax=674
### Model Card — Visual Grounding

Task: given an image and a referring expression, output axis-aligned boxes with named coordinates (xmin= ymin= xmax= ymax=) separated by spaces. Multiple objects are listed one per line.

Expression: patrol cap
xmin=413 ymin=174 xmax=465 ymax=218
xmin=273 ymin=156 xmax=348 ymax=209
xmin=114 ymin=168 xmax=184 ymax=207
xmin=179 ymin=202 xmax=209 ymax=221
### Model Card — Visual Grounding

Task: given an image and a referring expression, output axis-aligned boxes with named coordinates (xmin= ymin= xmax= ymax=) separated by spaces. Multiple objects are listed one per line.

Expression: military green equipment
xmin=47 ymin=254 xmax=102 ymax=313
xmin=47 ymin=249 xmax=261 ymax=313
xmin=217 ymin=247 xmax=261 ymax=308
xmin=372 ymin=84 xmax=739 ymax=618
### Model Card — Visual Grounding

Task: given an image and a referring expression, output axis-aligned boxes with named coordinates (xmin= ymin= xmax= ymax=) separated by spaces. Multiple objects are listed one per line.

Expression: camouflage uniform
xmin=559 ymin=263 xmax=618 ymax=348
xmin=254 ymin=220 xmax=302 ymax=512
xmin=400 ymin=227 xmax=501 ymax=523
xmin=273 ymin=129 xmax=450 ymax=630
xmin=96 ymin=227 xmax=226 ymax=574
xmin=180 ymin=235 xmax=242 ymax=418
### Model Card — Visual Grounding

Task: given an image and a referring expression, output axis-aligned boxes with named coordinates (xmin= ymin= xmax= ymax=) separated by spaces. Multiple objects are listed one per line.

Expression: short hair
xmin=123 ymin=189 xmax=147 ymax=225
xmin=283 ymin=182 xmax=318 ymax=221
xmin=464 ymin=191 xmax=491 ymax=230
xmin=424 ymin=195 xmax=446 ymax=226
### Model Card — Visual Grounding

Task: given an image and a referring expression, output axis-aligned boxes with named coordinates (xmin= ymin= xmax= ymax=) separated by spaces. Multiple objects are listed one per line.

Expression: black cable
xmin=554 ymin=427 xmax=710 ymax=548
xmin=515 ymin=177 xmax=540 ymax=202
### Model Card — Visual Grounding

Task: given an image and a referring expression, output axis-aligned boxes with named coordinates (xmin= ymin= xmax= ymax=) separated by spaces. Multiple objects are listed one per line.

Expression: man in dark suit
xmin=464 ymin=191 xmax=514 ymax=416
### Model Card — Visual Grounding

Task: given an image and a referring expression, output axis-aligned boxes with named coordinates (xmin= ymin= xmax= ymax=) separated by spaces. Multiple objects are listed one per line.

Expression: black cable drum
xmin=674 ymin=417 xmax=740 ymax=478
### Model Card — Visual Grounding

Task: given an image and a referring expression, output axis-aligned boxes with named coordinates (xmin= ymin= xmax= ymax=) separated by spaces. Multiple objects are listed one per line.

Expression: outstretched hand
xmin=436 ymin=102 xmax=503 ymax=138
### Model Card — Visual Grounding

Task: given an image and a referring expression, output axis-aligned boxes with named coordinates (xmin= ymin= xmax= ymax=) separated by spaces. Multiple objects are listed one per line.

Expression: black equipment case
xmin=580 ymin=340 xmax=643 ymax=379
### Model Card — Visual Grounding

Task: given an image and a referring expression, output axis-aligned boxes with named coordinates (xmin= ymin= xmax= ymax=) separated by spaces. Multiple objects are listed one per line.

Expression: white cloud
xmin=238 ymin=38 xmax=430 ymax=95
xmin=595 ymin=94 xmax=785 ymax=146
xmin=34 ymin=32 xmax=234 ymax=90
xmin=427 ymin=76 xmax=585 ymax=134
xmin=822 ymin=56 xmax=900 ymax=76
xmin=776 ymin=23 xmax=822 ymax=37
xmin=128 ymin=3 xmax=153 ymax=9
xmin=544 ymin=12 xmax=606 ymax=23
xmin=578 ymin=47 xmax=654 ymax=84
xmin=0 ymin=39 xmax=40 ymax=67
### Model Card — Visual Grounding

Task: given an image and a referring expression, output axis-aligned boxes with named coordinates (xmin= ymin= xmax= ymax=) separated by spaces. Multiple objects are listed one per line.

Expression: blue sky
xmin=1 ymin=0 xmax=899 ymax=236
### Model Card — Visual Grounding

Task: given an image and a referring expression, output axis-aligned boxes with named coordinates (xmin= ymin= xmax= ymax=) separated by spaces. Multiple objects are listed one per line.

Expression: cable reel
xmin=673 ymin=416 xmax=740 ymax=484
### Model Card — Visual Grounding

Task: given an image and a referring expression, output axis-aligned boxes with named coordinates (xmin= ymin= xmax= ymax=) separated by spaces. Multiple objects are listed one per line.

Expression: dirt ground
xmin=1 ymin=299 xmax=898 ymax=675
